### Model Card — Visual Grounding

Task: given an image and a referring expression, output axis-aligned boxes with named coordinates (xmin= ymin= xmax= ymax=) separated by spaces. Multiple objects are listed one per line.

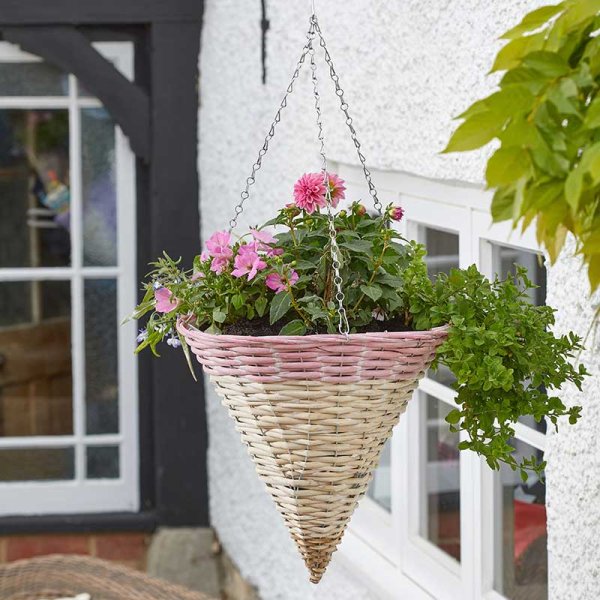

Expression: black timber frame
xmin=0 ymin=1 xmax=207 ymax=532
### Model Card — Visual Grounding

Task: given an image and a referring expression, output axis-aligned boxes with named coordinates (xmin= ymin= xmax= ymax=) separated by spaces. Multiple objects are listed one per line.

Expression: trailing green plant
xmin=444 ymin=0 xmax=600 ymax=290
xmin=128 ymin=172 xmax=586 ymax=478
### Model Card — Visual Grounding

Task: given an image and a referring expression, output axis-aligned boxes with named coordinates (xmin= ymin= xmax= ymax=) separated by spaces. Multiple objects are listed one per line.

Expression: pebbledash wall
xmin=199 ymin=1 xmax=599 ymax=599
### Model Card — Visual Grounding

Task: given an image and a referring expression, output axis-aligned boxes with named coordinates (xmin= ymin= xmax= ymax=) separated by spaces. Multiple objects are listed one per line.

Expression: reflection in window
xmin=421 ymin=226 xmax=461 ymax=561
xmin=494 ymin=441 xmax=547 ymax=600
xmin=367 ymin=439 xmax=391 ymax=511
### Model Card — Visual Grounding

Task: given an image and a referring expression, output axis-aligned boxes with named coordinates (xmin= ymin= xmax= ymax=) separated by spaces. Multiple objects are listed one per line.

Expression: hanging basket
xmin=176 ymin=6 xmax=451 ymax=584
xmin=178 ymin=320 xmax=448 ymax=582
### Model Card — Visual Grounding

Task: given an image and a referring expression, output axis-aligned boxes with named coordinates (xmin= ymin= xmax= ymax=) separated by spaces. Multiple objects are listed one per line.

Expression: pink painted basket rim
xmin=177 ymin=317 xmax=450 ymax=344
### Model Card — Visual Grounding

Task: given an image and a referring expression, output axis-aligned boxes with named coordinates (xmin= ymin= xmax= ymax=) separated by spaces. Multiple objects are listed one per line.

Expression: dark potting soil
xmin=222 ymin=314 xmax=413 ymax=336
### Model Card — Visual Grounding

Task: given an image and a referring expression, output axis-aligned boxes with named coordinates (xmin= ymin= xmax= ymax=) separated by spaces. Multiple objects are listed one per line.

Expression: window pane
xmin=491 ymin=244 xmax=547 ymax=433
xmin=494 ymin=441 xmax=547 ymax=599
xmin=424 ymin=227 xmax=459 ymax=279
xmin=86 ymin=445 xmax=119 ymax=479
xmin=0 ymin=281 xmax=72 ymax=437
xmin=0 ymin=447 xmax=74 ymax=481
xmin=82 ymin=108 xmax=117 ymax=267
xmin=0 ymin=109 xmax=70 ymax=268
xmin=0 ymin=62 xmax=68 ymax=96
xmin=423 ymin=395 xmax=461 ymax=562
xmin=85 ymin=279 xmax=118 ymax=434
xmin=367 ymin=438 xmax=391 ymax=511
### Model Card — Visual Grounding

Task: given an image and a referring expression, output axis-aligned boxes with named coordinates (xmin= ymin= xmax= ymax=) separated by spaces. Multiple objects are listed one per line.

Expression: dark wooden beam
xmin=0 ymin=1 xmax=202 ymax=25
xmin=1 ymin=26 xmax=150 ymax=162
xmin=149 ymin=21 xmax=207 ymax=526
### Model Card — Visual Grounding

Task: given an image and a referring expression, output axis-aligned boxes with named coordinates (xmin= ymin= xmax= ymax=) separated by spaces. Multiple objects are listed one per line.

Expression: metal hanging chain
xmin=308 ymin=20 xmax=350 ymax=335
xmin=228 ymin=21 xmax=316 ymax=231
xmin=312 ymin=18 xmax=383 ymax=214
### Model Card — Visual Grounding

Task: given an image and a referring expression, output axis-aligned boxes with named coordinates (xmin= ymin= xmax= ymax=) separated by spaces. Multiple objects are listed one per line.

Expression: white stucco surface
xmin=199 ymin=1 xmax=598 ymax=598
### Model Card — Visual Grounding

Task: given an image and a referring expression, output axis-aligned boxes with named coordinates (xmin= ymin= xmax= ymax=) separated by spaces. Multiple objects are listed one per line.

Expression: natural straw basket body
xmin=178 ymin=319 xmax=448 ymax=583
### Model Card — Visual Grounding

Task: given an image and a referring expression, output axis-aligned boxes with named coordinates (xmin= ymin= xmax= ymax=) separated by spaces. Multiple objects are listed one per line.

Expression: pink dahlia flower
xmin=205 ymin=230 xmax=233 ymax=259
xmin=388 ymin=206 xmax=405 ymax=221
xmin=326 ymin=172 xmax=346 ymax=208
xmin=231 ymin=246 xmax=267 ymax=280
xmin=155 ymin=287 xmax=179 ymax=313
xmin=265 ymin=270 xmax=299 ymax=294
xmin=293 ymin=173 xmax=327 ymax=214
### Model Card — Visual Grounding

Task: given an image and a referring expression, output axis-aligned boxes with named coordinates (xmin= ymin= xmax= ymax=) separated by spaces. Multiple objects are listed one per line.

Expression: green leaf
xmin=360 ymin=284 xmax=383 ymax=302
xmin=443 ymin=110 xmax=505 ymax=152
xmin=279 ymin=320 xmax=307 ymax=336
xmin=522 ymin=51 xmax=570 ymax=78
xmin=491 ymin=187 xmax=515 ymax=222
xmin=562 ymin=0 xmax=600 ymax=31
xmin=446 ymin=409 xmax=461 ymax=425
xmin=485 ymin=147 xmax=530 ymax=187
xmin=212 ymin=308 xmax=227 ymax=323
xmin=491 ymin=31 xmax=546 ymax=72
xmin=269 ymin=291 xmax=292 ymax=325
xmin=501 ymin=3 xmax=565 ymax=40
xmin=565 ymin=166 xmax=583 ymax=210
xmin=231 ymin=294 xmax=244 ymax=310
xmin=340 ymin=239 xmax=373 ymax=253
xmin=255 ymin=296 xmax=268 ymax=317
xmin=584 ymin=97 xmax=600 ymax=129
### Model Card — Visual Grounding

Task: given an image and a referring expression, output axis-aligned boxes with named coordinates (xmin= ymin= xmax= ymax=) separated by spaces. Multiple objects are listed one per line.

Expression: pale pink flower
xmin=155 ymin=287 xmax=179 ymax=313
xmin=231 ymin=247 xmax=267 ymax=280
xmin=326 ymin=172 xmax=346 ymax=208
xmin=267 ymin=247 xmax=284 ymax=257
xmin=210 ymin=256 xmax=229 ymax=274
xmin=191 ymin=271 xmax=204 ymax=281
xmin=388 ymin=206 xmax=405 ymax=221
xmin=265 ymin=270 xmax=299 ymax=294
xmin=293 ymin=173 xmax=327 ymax=214
xmin=205 ymin=230 xmax=233 ymax=259
xmin=237 ymin=241 xmax=258 ymax=255
xmin=251 ymin=229 xmax=277 ymax=245
xmin=200 ymin=250 xmax=210 ymax=262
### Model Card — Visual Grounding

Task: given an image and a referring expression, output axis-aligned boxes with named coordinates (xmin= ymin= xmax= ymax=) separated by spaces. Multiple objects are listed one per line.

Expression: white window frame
xmin=0 ymin=42 xmax=139 ymax=515
xmin=332 ymin=162 xmax=548 ymax=600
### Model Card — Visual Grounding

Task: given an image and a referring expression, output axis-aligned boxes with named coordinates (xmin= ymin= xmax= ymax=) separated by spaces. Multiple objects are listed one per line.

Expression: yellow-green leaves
xmin=486 ymin=147 xmax=530 ymax=187
xmin=445 ymin=0 xmax=600 ymax=291
xmin=501 ymin=3 xmax=565 ymax=39
xmin=443 ymin=110 xmax=505 ymax=152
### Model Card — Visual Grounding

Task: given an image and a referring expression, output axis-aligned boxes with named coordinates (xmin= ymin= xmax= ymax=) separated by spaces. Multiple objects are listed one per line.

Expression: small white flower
xmin=136 ymin=329 xmax=148 ymax=343
xmin=153 ymin=280 xmax=162 ymax=290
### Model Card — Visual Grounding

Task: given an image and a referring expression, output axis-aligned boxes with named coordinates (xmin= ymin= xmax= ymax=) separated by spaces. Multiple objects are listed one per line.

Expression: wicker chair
xmin=0 ymin=554 xmax=213 ymax=600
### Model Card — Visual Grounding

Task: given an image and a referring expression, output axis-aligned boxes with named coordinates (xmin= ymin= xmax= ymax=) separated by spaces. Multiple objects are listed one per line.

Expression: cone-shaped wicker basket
xmin=178 ymin=321 xmax=448 ymax=582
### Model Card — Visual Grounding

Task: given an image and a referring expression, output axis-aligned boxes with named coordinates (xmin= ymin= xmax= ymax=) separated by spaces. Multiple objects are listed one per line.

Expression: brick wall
xmin=0 ymin=532 xmax=151 ymax=570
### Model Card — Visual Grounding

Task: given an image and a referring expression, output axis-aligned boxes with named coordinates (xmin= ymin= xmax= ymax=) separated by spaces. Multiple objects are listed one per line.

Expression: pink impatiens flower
xmin=326 ymin=172 xmax=346 ymax=208
xmin=250 ymin=228 xmax=277 ymax=245
xmin=155 ymin=287 xmax=179 ymax=313
xmin=265 ymin=270 xmax=299 ymax=294
xmin=293 ymin=173 xmax=327 ymax=214
xmin=205 ymin=230 xmax=233 ymax=259
xmin=231 ymin=245 xmax=267 ymax=280
xmin=210 ymin=256 xmax=229 ymax=274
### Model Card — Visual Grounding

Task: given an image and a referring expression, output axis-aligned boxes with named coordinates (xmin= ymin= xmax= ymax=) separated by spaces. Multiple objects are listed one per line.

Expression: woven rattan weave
xmin=178 ymin=321 xmax=448 ymax=582
xmin=0 ymin=554 xmax=212 ymax=600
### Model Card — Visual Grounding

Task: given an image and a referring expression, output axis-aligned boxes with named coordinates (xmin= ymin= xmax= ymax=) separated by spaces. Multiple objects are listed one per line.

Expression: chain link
xmin=228 ymin=11 xmax=383 ymax=336
xmin=308 ymin=19 xmax=349 ymax=335
xmin=228 ymin=21 xmax=316 ymax=231
xmin=313 ymin=18 xmax=383 ymax=214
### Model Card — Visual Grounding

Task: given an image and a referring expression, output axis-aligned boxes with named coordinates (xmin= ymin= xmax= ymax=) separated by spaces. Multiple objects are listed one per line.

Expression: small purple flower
xmin=167 ymin=336 xmax=181 ymax=348
xmin=153 ymin=281 xmax=162 ymax=290
xmin=136 ymin=329 xmax=148 ymax=343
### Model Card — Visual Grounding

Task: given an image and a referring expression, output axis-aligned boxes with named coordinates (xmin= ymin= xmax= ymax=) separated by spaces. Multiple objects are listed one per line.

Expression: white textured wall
xmin=199 ymin=1 xmax=598 ymax=598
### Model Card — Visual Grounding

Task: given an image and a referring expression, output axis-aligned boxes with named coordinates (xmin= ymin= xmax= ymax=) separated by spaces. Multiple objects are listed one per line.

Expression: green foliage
xmin=403 ymin=255 xmax=586 ymax=478
xmin=444 ymin=0 xmax=600 ymax=289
